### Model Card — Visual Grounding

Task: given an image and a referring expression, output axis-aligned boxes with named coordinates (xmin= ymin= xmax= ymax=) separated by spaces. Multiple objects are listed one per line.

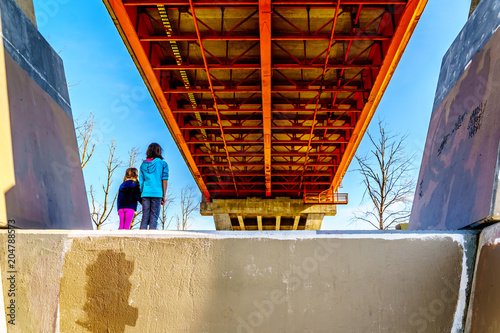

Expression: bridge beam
xmin=259 ymin=0 xmax=272 ymax=196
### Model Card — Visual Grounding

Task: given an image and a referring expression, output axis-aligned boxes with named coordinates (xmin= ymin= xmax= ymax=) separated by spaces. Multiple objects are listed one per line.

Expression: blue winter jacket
xmin=139 ymin=158 xmax=169 ymax=198
xmin=117 ymin=180 xmax=141 ymax=211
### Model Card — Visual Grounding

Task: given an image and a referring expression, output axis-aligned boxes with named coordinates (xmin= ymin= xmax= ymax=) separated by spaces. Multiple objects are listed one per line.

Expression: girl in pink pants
xmin=117 ymin=168 xmax=141 ymax=230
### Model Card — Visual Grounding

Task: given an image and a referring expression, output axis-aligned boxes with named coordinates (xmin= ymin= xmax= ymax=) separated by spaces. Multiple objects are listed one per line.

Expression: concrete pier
xmin=201 ymin=197 xmax=337 ymax=230
xmin=0 ymin=0 xmax=90 ymax=228
xmin=410 ymin=0 xmax=500 ymax=230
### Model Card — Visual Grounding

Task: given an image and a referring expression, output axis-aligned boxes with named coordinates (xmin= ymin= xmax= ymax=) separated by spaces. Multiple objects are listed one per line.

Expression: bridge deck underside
xmin=105 ymin=0 xmax=425 ymax=201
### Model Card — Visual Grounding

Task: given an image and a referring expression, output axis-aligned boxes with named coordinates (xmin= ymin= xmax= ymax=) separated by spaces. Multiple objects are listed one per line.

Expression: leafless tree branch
xmin=76 ymin=112 xmax=97 ymax=170
xmin=353 ymin=120 xmax=416 ymax=230
xmin=159 ymin=187 xmax=176 ymax=230
xmin=89 ymin=140 xmax=122 ymax=230
xmin=128 ymin=146 xmax=140 ymax=168
xmin=176 ymin=185 xmax=199 ymax=230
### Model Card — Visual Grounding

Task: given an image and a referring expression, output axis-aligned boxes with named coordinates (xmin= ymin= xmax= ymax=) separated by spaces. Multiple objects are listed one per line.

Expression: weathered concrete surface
xmin=1 ymin=0 xmax=71 ymax=115
xmin=305 ymin=213 xmax=324 ymax=230
xmin=0 ymin=230 xmax=477 ymax=332
xmin=410 ymin=12 xmax=500 ymax=230
xmin=465 ymin=222 xmax=500 ymax=332
xmin=0 ymin=5 xmax=15 ymax=229
xmin=202 ymin=197 xmax=336 ymax=230
xmin=469 ymin=0 xmax=484 ymax=17
xmin=1 ymin=232 xmax=66 ymax=331
xmin=433 ymin=0 xmax=500 ymax=111
xmin=466 ymin=223 xmax=500 ymax=332
xmin=213 ymin=213 xmax=233 ymax=230
xmin=201 ymin=197 xmax=337 ymax=216
xmin=0 ymin=0 xmax=91 ymax=228
xmin=12 ymin=0 xmax=34 ymax=26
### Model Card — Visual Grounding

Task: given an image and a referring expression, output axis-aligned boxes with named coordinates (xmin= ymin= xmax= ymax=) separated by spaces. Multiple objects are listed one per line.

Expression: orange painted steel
xmin=104 ymin=0 xmax=211 ymax=200
xmin=299 ymin=1 xmax=340 ymax=193
xmin=259 ymin=0 xmax=272 ymax=196
xmin=188 ymin=0 xmax=239 ymax=196
xmin=124 ymin=1 xmax=410 ymax=5
xmin=304 ymin=190 xmax=348 ymax=204
xmin=103 ymin=0 xmax=428 ymax=202
xmin=329 ymin=0 xmax=429 ymax=192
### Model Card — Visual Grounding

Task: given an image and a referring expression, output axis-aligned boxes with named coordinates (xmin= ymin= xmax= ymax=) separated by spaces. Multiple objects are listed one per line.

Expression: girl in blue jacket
xmin=139 ymin=143 xmax=169 ymax=230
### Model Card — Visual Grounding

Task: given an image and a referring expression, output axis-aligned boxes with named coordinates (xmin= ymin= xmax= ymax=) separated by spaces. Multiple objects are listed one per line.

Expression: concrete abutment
xmin=201 ymin=197 xmax=336 ymax=231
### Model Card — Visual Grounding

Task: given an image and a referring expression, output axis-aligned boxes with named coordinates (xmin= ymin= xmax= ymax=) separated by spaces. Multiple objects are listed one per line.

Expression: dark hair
xmin=123 ymin=168 xmax=139 ymax=183
xmin=146 ymin=142 xmax=163 ymax=160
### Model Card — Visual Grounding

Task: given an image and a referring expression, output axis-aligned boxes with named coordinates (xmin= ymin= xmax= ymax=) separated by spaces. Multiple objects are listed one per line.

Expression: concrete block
xmin=0 ymin=230 xmax=477 ymax=332
xmin=465 ymin=222 xmax=500 ymax=332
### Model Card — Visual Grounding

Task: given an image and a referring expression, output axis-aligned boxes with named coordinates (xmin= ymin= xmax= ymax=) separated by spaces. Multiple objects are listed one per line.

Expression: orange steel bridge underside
xmin=103 ymin=0 xmax=427 ymax=202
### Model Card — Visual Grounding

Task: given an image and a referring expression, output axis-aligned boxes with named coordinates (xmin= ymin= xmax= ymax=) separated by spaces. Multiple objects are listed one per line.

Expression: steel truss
xmin=104 ymin=0 xmax=427 ymax=201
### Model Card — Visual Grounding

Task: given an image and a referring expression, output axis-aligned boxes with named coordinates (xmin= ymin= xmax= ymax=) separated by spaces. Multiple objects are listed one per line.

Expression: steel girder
xmin=103 ymin=0 xmax=427 ymax=201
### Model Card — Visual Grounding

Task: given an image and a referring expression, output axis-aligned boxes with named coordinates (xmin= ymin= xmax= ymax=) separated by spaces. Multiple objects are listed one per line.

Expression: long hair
xmin=146 ymin=142 xmax=163 ymax=160
xmin=123 ymin=168 xmax=139 ymax=183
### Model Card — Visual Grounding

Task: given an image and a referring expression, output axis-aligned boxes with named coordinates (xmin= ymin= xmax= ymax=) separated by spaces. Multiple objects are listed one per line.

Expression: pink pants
xmin=118 ymin=208 xmax=135 ymax=230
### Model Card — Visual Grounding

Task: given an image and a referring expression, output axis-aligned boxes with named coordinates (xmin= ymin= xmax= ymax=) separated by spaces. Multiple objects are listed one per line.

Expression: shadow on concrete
xmin=77 ymin=249 xmax=138 ymax=332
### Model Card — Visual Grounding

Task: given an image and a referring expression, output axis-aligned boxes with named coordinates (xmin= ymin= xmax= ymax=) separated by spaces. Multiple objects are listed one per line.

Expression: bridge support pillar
xmin=410 ymin=0 xmax=500 ymax=230
xmin=0 ymin=0 xmax=91 ymax=228
xmin=213 ymin=214 xmax=232 ymax=231
xmin=305 ymin=213 xmax=325 ymax=230
xmin=201 ymin=197 xmax=336 ymax=231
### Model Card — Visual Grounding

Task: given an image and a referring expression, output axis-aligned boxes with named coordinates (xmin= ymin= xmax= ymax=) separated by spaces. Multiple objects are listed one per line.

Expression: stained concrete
xmin=1 ymin=0 xmax=70 ymax=115
xmin=0 ymin=3 xmax=15 ymax=228
xmin=0 ymin=230 xmax=477 ymax=332
xmin=12 ymin=0 xmax=34 ymax=26
xmin=410 ymin=11 xmax=500 ymax=230
xmin=0 ymin=0 xmax=91 ymax=228
xmin=465 ymin=222 xmax=500 ymax=332
xmin=433 ymin=0 xmax=500 ymax=111
xmin=3 ymin=51 xmax=90 ymax=229
xmin=213 ymin=213 xmax=232 ymax=230
xmin=469 ymin=0 xmax=483 ymax=17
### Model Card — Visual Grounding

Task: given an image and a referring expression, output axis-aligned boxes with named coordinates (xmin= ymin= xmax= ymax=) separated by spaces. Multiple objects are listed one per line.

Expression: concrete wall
xmin=12 ymin=0 xmax=34 ymax=26
xmin=0 ymin=230 xmax=477 ymax=332
xmin=465 ymin=222 xmax=500 ymax=332
xmin=469 ymin=0 xmax=483 ymax=17
xmin=0 ymin=0 xmax=91 ymax=228
xmin=410 ymin=0 xmax=500 ymax=230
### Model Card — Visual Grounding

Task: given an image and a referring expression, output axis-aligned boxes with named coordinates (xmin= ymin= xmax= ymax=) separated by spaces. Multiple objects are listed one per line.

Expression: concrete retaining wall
xmin=0 ymin=0 xmax=91 ymax=228
xmin=0 ymin=230 xmax=477 ymax=332
xmin=465 ymin=222 xmax=500 ymax=332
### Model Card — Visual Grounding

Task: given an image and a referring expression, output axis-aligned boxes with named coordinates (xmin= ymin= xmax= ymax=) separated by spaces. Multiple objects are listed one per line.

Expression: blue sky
xmin=33 ymin=0 xmax=471 ymax=230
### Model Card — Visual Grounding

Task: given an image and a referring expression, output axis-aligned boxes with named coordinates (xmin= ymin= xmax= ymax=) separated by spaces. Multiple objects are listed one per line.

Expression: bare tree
xmin=128 ymin=146 xmax=140 ymax=168
xmin=90 ymin=140 xmax=122 ymax=230
xmin=354 ymin=120 xmax=415 ymax=230
xmin=159 ymin=187 xmax=176 ymax=230
xmin=176 ymin=185 xmax=199 ymax=230
xmin=76 ymin=112 xmax=97 ymax=169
